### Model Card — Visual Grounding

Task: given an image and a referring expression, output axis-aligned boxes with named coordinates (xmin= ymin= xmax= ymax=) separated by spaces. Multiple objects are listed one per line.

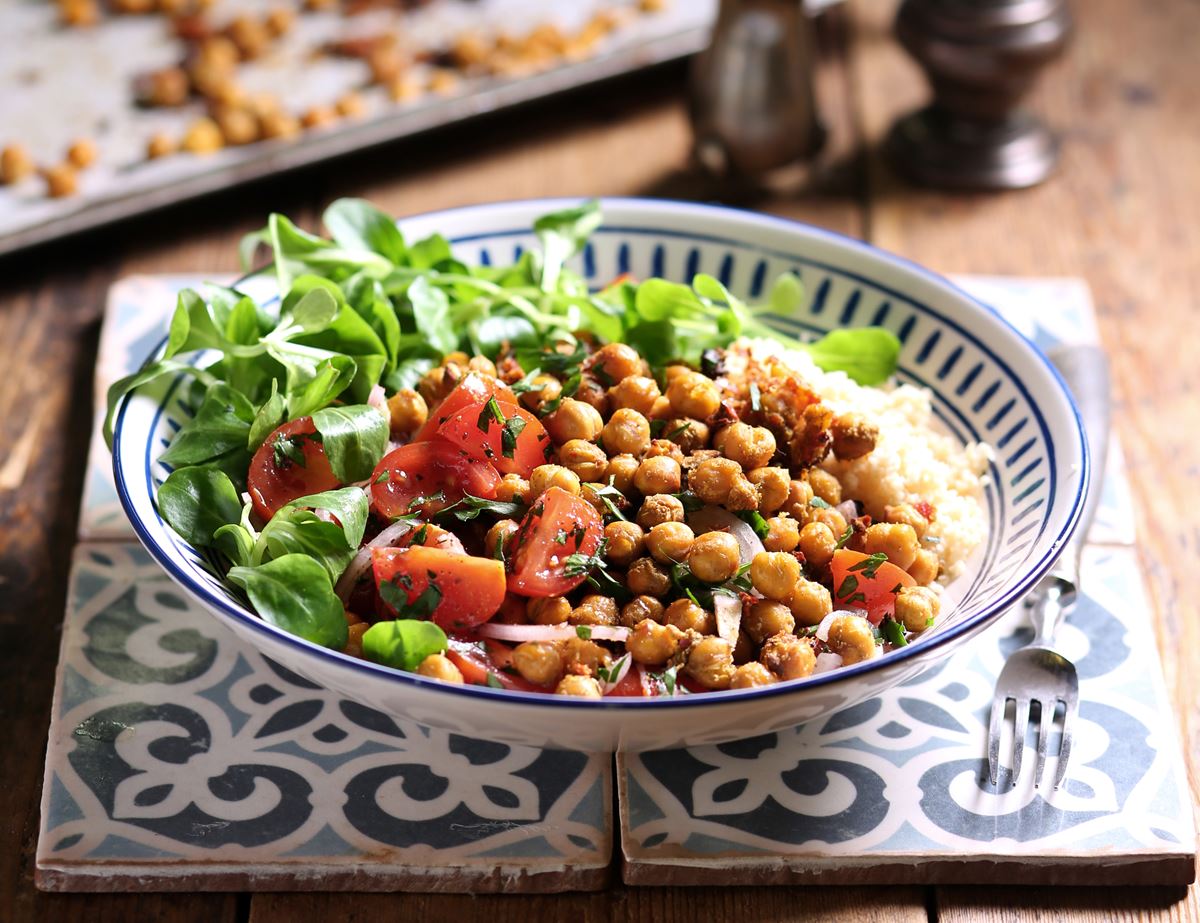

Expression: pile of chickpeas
xmin=383 ymin=340 xmax=943 ymax=698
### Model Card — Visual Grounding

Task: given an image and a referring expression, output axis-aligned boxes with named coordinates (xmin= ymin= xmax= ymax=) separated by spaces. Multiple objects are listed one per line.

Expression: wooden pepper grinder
xmin=886 ymin=0 xmax=1072 ymax=190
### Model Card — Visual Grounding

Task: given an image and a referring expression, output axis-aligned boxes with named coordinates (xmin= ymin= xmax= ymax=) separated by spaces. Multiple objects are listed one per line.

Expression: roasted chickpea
xmin=798 ymin=521 xmax=838 ymax=569
xmin=663 ymin=364 xmax=692 ymax=386
xmin=689 ymin=457 xmax=745 ymax=506
xmin=784 ymin=478 xmax=815 ymax=520
xmin=417 ymin=653 xmax=464 ymax=683
xmin=387 ymin=388 xmax=427 ymax=435
xmin=301 ymin=105 xmax=337 ymax=129
xmin=556 ymin=674 xmax=603 ymax=698
xmin=685 ymin=636 xmax=735 ymax=690
xmin=496 ymin=473 xmax=530 ymax=504
xmin=605 ymin=521 xmax=645 ymax=566
xmin=545 ymin=398 xmax=603 ymax=443
xmin=259 ymin=109 xmax=301 ymax=140
xmin=608 ymin=375 xmax=660 ymax=415
xmin=515 ymin=375 xmax=560 ymax=414
xmin=215 ymin=106 xmax=260 ymax=146
xmin=226 ymin=14 xmax=271 ymax=59
xmin=528 ymin=596 xmax=571 ymax=625
xmin=41 ymin=164 xmax=78 ymax=198
xmin=721 ymin=423 xmax=777 ymax=470
xmin=636 ymin=494 xmax=684 ymax=529
xmin=574 ymin=375 xmax=611 ymax=416
xmin=807 ymin=468 xmax=843 ymax=506
xmin=664 ymin=418 xmax=709 ymax=453
xmin=529 ymin=464 xmax=581 ymax=498
xmin=666 ymin=371 xmax=721 ymax=419
xmin=750 ymin=551 xmax=801 ymax=601
xmin=570 ymin=595 xmax=619 ymax=627
xmin=731 ymin=662 xmax=777 ymax=689
xmin=895 ymin=585 xmax=941 ymax=632
xmin=615 ymin=592 xmax=662 ymax=627
xmin=760 ymin=632 xmax=816 ymax=680
xmin=644 ymin=439 xmax=684 ymax=465
xmin=665 ymin=598 xmax=714 ymax=634
xmin=831 ymin=412 xmax=879 ymax=460
xmin=512 ymin=642 xmax=564 ymax=687
xmin=863 ymin=522 xmax=919 ymax=571
xmin=145 ymin=133 xmax=175 ymax=159
xmin=559 ymin=637 xmax=611 ymax=675
xmin=181 ymin=117 xmax=223 ymax=154
xmin=811 ymin=507 xmax=848 ymax=537
xmin=627 ymin=618 xmax=682 ymax=665
xmin=908 ymin=548 xmax=940 ymax=586
xmin=633 ymin=455 xmax=682 ymax=495
xmin=602 ymin=408 xmax=651 ymax=456
xmin=647 ymin=396 xmax=674 ymax=421
xmin=336 ymin=91 xmax=366 ymax=119
xmin=591 ymin=343 xmax=645 ymax=382
xmin=743 ymin=600 xmax=796 ymax=644
xmin=606 ymin=453 xmax=639 ymax=494
xmin=747 ymin=467 xmax=790 ymax=513
xmin=66 ymin=138 xmax=97 ymax=169
xmin=789 ymin=579 xmax=833 ymax=627
xmin=467 ymin=356 xmax=497 ymax=377
xmin=827 ymin=614 xmax=877 ymax=664
xmin=689 ymin=531 xmax=742 ymax=583
xmin=764 ymin=515 xmax=801 ymax=552
xmin=560 ymin=439 xmax=608 ymax=482
xmin=646 ymin=521 xmax=694 ymax=564
xmin=1 ymin=145 xmax=34 ymax=184
xmin=484 ymin=519 xmax=519 ymax=558
xmin=884 ymin=502 xmax=930 ymax=539
xmin=265 ymin=6 xmax=294 ymax=37
xmin=627 ymin=557 xmax=672 ymax=597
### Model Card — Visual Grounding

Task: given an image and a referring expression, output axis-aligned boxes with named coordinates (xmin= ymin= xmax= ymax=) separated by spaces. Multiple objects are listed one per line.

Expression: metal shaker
xmin=688 ymin=0 xmax=826 ymax=181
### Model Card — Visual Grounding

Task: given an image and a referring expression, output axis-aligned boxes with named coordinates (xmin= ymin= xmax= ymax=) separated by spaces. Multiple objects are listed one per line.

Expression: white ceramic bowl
xmin=112 ymin=198 xmax=1088 ymax=752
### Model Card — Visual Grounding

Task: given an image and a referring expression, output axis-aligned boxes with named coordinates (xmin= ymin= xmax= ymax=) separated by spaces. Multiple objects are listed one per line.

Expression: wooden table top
xmin=2 ymin=0 xmax=1196 ymax=920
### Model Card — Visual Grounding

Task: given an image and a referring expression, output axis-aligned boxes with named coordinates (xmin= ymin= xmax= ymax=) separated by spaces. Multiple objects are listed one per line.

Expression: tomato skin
xmin=412 ymin=373 xmax=518 ymax=444
xmin=506 ymin=486 xmax=604 ymax=597
xmin=437 ymin=399 xmax=550 ymax=478
xmin=607 ymin=664 xmax=650 ymax=697
xmin=247 ymin=417 xmax=340 ymax=520
xmin=372 ymin=546 xmax=506 ymax=630
xmin=445 ymin=636 xmax=545 ymax=691
xmin=829 ymin=548 xmax=917 ymax=624
xmin=370 ymin=441 xmax=501 ymax=520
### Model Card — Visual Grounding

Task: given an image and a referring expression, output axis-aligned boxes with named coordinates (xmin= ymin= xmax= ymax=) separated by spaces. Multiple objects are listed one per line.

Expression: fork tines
xmin=987 ymin=692 xmax=1076 ymax=790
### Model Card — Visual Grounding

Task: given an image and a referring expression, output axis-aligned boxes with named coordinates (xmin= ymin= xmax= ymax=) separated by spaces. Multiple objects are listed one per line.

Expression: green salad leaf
xmin=310 ymin=405 xmax=389 ymax=483
xmin=362 ymin=619 xmax=448 ymax=672
xmin=157 ymin=466 xmax=243 ymax=546
xmin=229 ymin=554 xmax=348 ymax=650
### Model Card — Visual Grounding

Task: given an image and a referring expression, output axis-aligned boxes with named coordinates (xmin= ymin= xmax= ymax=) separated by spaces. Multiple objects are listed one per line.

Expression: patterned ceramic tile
xmin=620 ymin=544 xmax=1196 ymax=886
xmin=38 ymin=543 xmax=611 ymax=892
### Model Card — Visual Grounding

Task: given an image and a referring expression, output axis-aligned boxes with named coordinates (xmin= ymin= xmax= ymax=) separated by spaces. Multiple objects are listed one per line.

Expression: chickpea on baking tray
xmin=132 ymin=199 xmax=989 ymax=700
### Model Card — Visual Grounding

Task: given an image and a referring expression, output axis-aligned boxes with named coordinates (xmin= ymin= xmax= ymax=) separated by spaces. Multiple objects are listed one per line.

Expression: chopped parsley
xmin=272 ymin=433 xmax=307 ymax=469
xmin=379 ymin=574 xmax=443 ymax=620
xmin=835 ymin=574 xmax=867 ymax=606
xmin=809 ymin=496 xmax=832 ymax=510
xmin=664 ymin=421 xmax=693 ymax=441
xmin=848 ymin=551 xmax=889 ymax=579
xmin=649 ymin=664 xmax=681 ymax=696
xmin=373 ymin=469 xmax=390 ymax=484
xmin=438 ymin=494 xmax=525 ymax=522
xmin=591 ymin=480 xmax=629 ymax=521
xmin=672 ymin=491 xmax=705 ymax=512
xmin=575 ymin=625 xmax=592 ymax=640
xmin=411 ymin=524 xmax=429 ymax=546
xmin=735 ymin=509 xmax=770 ymax=540
xmin=835 ymin=523 xmax=854 ymax=550
xmin=881 ymin=617 xmax=908 ymax=647
xmin=501 ymin=414 xmax=526 ymax=458
xmin=509 ymin=367 xmax=547 ymax=395
xmin=477 ymin=396 xmax=505 ymax=432
xmin=595 ymin=654 xmax=628 ymax=685
xmin=485 ymin=673 xmax=504 ymax=689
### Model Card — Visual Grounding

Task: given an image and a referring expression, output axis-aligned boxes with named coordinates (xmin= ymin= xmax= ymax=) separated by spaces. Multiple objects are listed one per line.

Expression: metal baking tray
xmin=0 ymin=0 xmax=714 ymax=255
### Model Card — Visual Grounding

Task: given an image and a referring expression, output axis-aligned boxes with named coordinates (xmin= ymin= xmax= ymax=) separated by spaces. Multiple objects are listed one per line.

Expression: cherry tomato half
xmin=370 ymin=441 xmax=501 ymax=520
xmin=412 ymin=373 xmax=518 ymax=444
xmin=829 ymin=548 xmax=916 ymax=624
xmin=247 ymin=417 xmax=340 ymax=520
xmin=436 ymin=398 xmax=550 ymax=478
xmin=506 ymin=486 xmax=604 ymax=597
xmin=372 ymin=545 xmax=506 ymax=630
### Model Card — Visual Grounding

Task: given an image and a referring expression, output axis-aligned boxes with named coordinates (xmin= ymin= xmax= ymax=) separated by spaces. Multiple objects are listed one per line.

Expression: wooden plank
xmin=250 ymin=885 xmax=929 ymax=923
xmin=851 ymin=0 xmax=1200 ymax=918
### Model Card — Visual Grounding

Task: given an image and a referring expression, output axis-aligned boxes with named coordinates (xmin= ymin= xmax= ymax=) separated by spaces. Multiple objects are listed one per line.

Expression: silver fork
xmin=987 ymin=345 xmax=1110 ymax=790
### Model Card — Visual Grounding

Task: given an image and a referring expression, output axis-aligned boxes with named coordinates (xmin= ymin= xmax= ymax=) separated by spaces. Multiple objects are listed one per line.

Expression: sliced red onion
xmin=836 ymin=500 xmax=858 ymax=523
xmin=713 ymin=593 xmax=742 ymax=646
xmin=814 ymin=652 xmax=844 ymax=674
xmin=368 ymin=384 xmax=390 ymax=421
xmin=334 ymin=519 xmax=416 ymax=603
xmin=686 ymin=505 xmax=765 ymax=564
xmin=476 ymin=623 xmax=630 ymax=644
xmin=600 ymin=654 xmax=632 ymax=695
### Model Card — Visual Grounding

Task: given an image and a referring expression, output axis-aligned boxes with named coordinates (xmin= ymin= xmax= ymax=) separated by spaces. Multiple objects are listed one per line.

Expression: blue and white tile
xmin=620 ymin=544 xmax=1194 ymax=882
xmin=38 ymin=543 xmax=611 ymax=891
